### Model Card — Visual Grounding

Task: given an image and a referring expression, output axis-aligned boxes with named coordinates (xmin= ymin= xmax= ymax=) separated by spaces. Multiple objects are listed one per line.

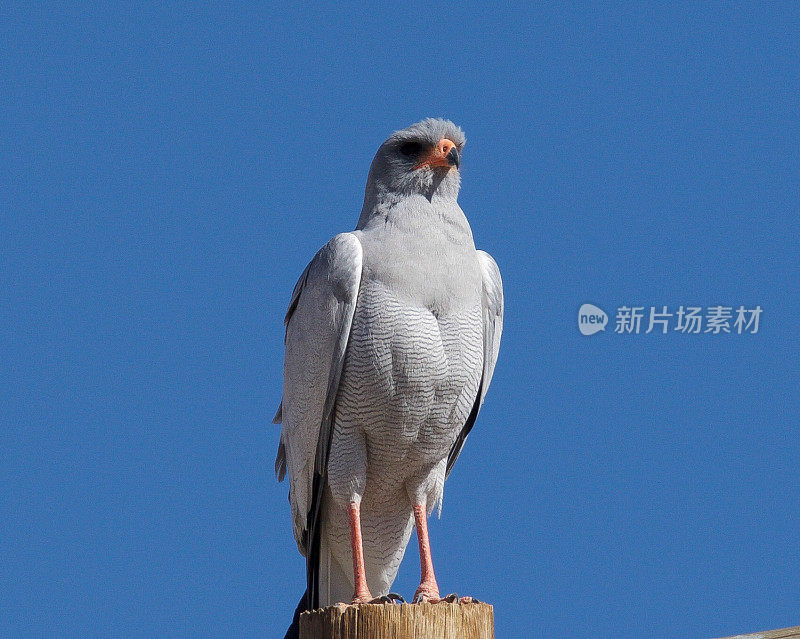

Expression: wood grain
xmin=299 ymin=601 xmax=494 ymax=639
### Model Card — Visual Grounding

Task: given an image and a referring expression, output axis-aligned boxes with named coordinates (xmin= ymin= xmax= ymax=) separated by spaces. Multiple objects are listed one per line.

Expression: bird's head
xmin=365 ymin=118 xmax=466 ymax=203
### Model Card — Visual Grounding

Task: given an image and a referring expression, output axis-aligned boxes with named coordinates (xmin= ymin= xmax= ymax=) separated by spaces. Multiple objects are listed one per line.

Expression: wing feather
xmin=446 ymin=250 xmax=503 ymax=476
xmin=275 ymin=233 xmax=363 ymax=576
xmin=476 ymin=250 xmax=503 ymax=401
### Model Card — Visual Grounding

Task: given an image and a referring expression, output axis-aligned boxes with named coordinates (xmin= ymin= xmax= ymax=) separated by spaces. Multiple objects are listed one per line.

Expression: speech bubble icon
xmin=578 ymin=303 xmax=608 ymax=336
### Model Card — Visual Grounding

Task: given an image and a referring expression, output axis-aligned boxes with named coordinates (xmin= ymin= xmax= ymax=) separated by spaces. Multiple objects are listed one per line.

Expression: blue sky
xmin=2 ymin=3 xmax=799 ymax=638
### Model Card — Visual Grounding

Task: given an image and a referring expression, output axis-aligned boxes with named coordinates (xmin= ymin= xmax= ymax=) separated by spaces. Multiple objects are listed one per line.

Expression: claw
xmin=437 ymin=593 xmax=480 ymax=604
xmin=370 ymin=593 xmax=406 ymax=604
xmin=412 ymin=591 xmax=439 ymax=604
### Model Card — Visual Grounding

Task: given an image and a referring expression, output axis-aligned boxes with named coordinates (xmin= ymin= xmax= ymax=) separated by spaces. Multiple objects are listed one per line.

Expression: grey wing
xmin=274 ymin=233 xmax=363 ymax=558
xmin=446 ymin=250 xmax=504 ymax=476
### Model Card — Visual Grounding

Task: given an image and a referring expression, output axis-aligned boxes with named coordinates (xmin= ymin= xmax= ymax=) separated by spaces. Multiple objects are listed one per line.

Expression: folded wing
xmin=274 ymin=233 xmax=363 ymax=605
xmin=446 ymin=250 xmax=504 ymax=475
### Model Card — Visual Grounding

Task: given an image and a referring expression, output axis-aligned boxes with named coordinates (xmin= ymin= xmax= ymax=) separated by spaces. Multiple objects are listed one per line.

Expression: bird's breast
xmin=336 ymin=279 xmax=483 ymax=472
xmin=354 ymin=209 xmax=483 ymax=314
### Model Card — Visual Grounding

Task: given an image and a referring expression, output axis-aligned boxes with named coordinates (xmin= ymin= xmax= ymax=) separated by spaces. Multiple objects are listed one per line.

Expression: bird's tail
xmin=284 ymin=522 xmax=352 ymax=638
xmin=316 ymin=518 xmax=353 ymax=607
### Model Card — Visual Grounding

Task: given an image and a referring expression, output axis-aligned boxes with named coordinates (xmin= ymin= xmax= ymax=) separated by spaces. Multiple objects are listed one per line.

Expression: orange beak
xmin=415 ymin=138 xmax=460 ymax=170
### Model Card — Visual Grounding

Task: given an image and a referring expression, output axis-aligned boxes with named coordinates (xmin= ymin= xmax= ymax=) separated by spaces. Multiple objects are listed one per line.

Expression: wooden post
xmin=299 ymin=601 xmax=494 ymax=639
xmin=716 ymin=627 xmax=800 ymax=639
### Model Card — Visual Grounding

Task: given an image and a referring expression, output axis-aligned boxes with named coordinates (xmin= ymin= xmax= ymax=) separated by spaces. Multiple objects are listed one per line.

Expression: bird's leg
xmin=347 ymin=501 xmax=373 ymax=604
xmin=412 ymin=503 xmax=441 ymax=603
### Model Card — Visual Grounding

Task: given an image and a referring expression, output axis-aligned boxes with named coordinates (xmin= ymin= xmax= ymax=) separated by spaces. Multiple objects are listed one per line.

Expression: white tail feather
xmin=318 ymin=518 xmax=353 ymax=607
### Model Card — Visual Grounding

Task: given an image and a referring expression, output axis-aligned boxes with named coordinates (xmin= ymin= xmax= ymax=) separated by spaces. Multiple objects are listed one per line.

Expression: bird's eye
xmin=398 ymin=141 xmax=423 ymax=157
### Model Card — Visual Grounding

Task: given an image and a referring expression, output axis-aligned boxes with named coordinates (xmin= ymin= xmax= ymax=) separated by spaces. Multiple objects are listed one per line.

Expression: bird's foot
xmin=413 ymin=580 xmax=441 ymax=603
xmin=438 ymin=593 xmax=481 ymax=604
xmin=351 ymin=588 xmax=374 ymax=605
xmin=370 ymin=593 xmax=406 ymax=604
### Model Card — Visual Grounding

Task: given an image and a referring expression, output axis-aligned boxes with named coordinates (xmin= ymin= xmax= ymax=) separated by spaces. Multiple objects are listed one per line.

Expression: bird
xmin=274 ymin=118 xmax=503 ymax=638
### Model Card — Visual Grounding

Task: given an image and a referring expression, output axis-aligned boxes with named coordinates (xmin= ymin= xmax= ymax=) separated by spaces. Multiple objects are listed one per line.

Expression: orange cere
xmin=415 ymin=138 xmax=457 ymax=169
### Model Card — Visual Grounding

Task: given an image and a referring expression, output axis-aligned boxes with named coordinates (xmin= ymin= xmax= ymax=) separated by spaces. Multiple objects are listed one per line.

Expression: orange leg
xmin=413 ymin=504 xmax=441 ymax=602
xmin=348 ymin=501 xmax=373 ymax=604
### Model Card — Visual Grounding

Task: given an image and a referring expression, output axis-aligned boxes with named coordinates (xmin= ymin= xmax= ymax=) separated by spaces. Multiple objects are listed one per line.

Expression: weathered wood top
xmin=717 ymin=626 xmax=800 ymax=639
xmin=299 ymin=601 xmax=494 ymax=639
xmin=299 ymin=605 xmax=795 ymax=639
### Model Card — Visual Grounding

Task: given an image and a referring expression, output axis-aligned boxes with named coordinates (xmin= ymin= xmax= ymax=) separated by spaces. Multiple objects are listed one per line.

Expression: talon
xmin=370 ymin=593 xmax=406 ymax=604
xmin=413 ymin=594 xmax=439 ymax=603
xmin=413 ymin=584 xmax=440 ymax=603
xmin=351 ymin=591 xmax=374 ymax=605
xmin=429 ymin=593 xmax=479 ymax=604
